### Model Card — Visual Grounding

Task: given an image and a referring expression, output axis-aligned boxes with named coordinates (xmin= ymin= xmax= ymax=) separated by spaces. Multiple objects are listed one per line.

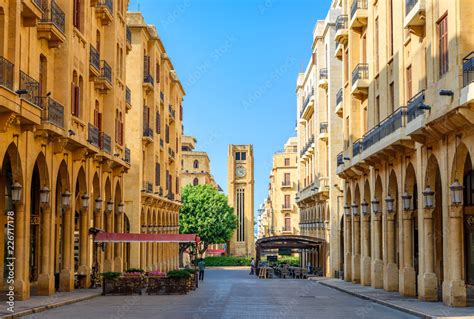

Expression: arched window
xmin=193 ymin=160 xmax=199 ymax=169
xmin=72 ymin=71 xmax=80 ymax=117
xmin=193 ymin=178 xmax=199 ymax=186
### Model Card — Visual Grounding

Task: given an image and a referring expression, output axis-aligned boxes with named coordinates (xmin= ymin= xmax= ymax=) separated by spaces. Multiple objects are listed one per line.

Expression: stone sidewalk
xmin=0 ymin=289 xmax=101 ymax=319
xmin=314 ymin=278 xmax=474 ymax=319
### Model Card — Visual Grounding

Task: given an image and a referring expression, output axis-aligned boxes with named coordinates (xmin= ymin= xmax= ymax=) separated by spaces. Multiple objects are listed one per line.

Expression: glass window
xmin=241 ymin=152 xmax=246 ymax=160
xmin=235 ymin=152 xmax=241 ymax=160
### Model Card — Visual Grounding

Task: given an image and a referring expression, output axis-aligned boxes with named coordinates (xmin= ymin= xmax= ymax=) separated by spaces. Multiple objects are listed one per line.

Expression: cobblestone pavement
xmin=24 ymin=269 xmax=417 ymax=319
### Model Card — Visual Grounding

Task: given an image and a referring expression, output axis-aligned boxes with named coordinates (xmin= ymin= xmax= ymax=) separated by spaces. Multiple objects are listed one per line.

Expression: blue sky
xmin=129 ymin=0 xmax=331 ymax=217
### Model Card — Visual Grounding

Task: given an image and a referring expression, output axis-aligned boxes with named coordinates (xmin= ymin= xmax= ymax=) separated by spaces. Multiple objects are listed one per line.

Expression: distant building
xmin=181 ymin=135 xmax=219 ymax=189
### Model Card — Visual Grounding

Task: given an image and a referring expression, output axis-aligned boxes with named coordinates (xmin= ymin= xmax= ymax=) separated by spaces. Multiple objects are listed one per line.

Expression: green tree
xmin=179 ymin=184 xmax=236 ymax=256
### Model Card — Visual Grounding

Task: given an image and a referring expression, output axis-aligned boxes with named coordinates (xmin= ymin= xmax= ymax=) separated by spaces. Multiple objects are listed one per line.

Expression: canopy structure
xmin=255 ymin=235 xmax=326 ymax=274
xmin=94 ymin=232 xmax=198 ymax=243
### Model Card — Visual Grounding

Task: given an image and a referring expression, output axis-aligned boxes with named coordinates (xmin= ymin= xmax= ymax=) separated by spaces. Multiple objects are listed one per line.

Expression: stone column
xmin=13 ymin=203 xmax=30 ymax=300
xmin=371 ymin=212 xmax=383 ymax=288
xmin=361 ymin=213 xmax=371 ymax=286
xmin=352 ymin=213 xmax=361 ymax=284
xmin=344 ymin=214 xmax=352 ymax=282
xmin=60 ymin=206 xmax=74 ymax=291
xmin=77 ymin=208 xmax=90 ymax=288
xmin=419 ymin=208 xmax=438 ymax=301
xmin=114 ymin=212 xmax=123 ymax=272
xmin=103 ymin=211 xmax=114 ymax=272
xmin=94 ymin=210 xmax=103 ymax=273
xmin=38 ymin=205 xmax=54 ymax=295
xmin=384 ymin=212 xmax=398 ymax=292
xmin=400 ymin=210 xmax=416 ymax=296
xmin=443 ymin=206 xmax=466 ymax=306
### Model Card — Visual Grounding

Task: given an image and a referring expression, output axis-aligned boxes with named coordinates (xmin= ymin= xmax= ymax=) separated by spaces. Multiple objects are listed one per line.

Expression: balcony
xmin=352 ymin=139 xmax=362 ymax=157
xmin=160 ymin=138 xmax=164 ymax=148
xmin=282 ymin=204 xmax=292 ymax=211
xmin=126 ymin=26 xmax=132 ymax=52
xmin=351 ymin=63 xmax=369 ymax=98
xmin=169 ymin=105 xmax=175 ymax=122
xmin=40 ymin=96 xmax=64 ymax=129
xmin=281 ymin=181 xmax=293 ymax=189
xmin=335 ymin=41 xmax=343 ymax=60
xmin=335 ymin=88 xmax=343 ymax=117
xmin=300 ymin=88 xmax=314 ymax=119
xmin=0 ymin=57 xmax=14 ymax=91
xmin=37 ymin=0 xmax=65 ymax=48
xmin=167 ymin=192 xmax=175 ymax=201
xmin=21 ymin=0 xmax=44 ymax=26
xmin=350 ymin=0 xmax=368 ymax=30
xmin=461 ymin=52 xmax=474 ymax=107
xmin=295 ymin=180 xmax=320 ymax=204
xmin=88 ymin=123 xmax=100 ymax=148
xmin=19 ymin=71 xmax=40 ymax=107
xmin=124 ymin=147 xmax=131 ymax=164
xmin=143 ymin=71 xmax=154 ymax=93
xmin=319 ymin=122 xmax=328 ymax=141
xmin=160 ymin=92 xmax=164 ymax=104
xmin=337 ymin=152 xmax=344 ymax=167
xmin=100 ymin=132 xmax=111 ymax=154
xmin=168 ymin=147 xmax=175 ymax=162
xmin=89 ymin=45 xmax=100 ymax=78
xmin=407 ymin=90 xmax=427 ymax=123
xmin=142 ymin=181 xmax=153 ymax=194
xmin=95 ymin=0 xmax=113 ymax=26
xmin=334 ymin=15 xmax=348 ymax=44
xmin=94 ymin=60 xmax=112 ymax=92
xmin=142 ymin=126 xmax=153 ymax=144
xmin=299 ymin=135 xmax=315 ymax=159
xmin=404 ymin=0 xmax=425 ymax=36
xmin=125 ymin=86 xmax=131 ymax=109
xmin=318 ymin=68 xmax=328 ymax=89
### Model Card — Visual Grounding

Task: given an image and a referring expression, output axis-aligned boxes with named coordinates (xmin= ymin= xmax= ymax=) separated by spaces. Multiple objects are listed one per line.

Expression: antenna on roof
xmin=137 ymin=1 xmax=140 ymax=11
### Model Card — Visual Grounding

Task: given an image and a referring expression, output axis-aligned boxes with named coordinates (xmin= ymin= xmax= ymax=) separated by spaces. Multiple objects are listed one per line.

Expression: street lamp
xmin=371 ymin=197 xmax=379 ymax=214
xmin=450 ymin=180 xmax=463 ymax=206
xmin=62 ymin=190 xmax=71 ymax=208
xmin=422 ymin=186 xmax=434 ymax=208
xmin=361 ymin=199 xmax=369 ymax=215
xmin=106 ymin=200 xmax=114 ymax=213
xmin=95 ymin=197 xmax=103 ymax=211
xmin=344 ymin=203 xmax=351 ymax=216
xmin=40 ymin=185 xmax=50 ymax=205
xmin=351 ymin=202 xmax=359 ymax=216
xmin=401 ymin=192 xmax=412 ymax=211
xmin=11 ymin=181 xmax=22 ymax=203
xmin=117 ymin=202 xmax=125 ymax=213
xmin=81 ymin=193 xmax=90 ymax=209
xmin=385 ymin=194 xmax=395 ymax=213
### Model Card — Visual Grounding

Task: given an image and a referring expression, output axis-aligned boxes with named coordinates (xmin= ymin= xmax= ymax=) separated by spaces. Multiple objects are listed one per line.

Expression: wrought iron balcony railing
xmin=19 ymin=71 xmax=39 ymax=106
xmin=40 ymin=96 xmax=64 ymax=128
xmin=144 ymin=73 xmax=154 ymax=85
xmin=463 ymin=51 xmax=474 ymax=87
xmin=88 ymin=123 xmax=100 ymax=148
xmin=167 ymin=192 xmax=175 ymax=201
xmin=337 ymin=152 xmax=344 ymax=166
xmin=126 ymin=26 xmax=132 ymax=46
xmin=100 ymin=60 xmax=112 ymax=84
xmin=96 ymin=0 xmax=113 ymax=15
xmin=41 ymin=0 xmax=65 ymax=34
xmin=89 ymin=45 xmax=100 ymax=71
xmin=125 ymin=86 xmax=131 ymax=105
xmin=352 ymin=63 xmax=369 ymax=85
xmin=319 ymin=68 xmax=328 ymax=80
xmin=362 ymin=107 xmax=407 ymax=151
xmin=100 ymin=132 xmax=111 ymax=153
xmin=336 ymin=88 xmax=343 ymax=106
xmin=282 ymin=180 xmax=292 ymax=187
xmin=320 ymin=122 xmax=328 ymax=134
xmin=407 ymin=90 xmax=427 ymax=122
xmin=335 ymin=15 xmax=348 ymax=32
xmin=299 ymin=135 xmax=315 ymax=157
xmin=405 ymin=0 xmax=418 ymax=16
xmin=143 ymin=181 xmax=153 ymax=193
xmin=169 ymin=105 xmax=175 ymax=119
xmin=143 ymin=127 xmax=153 ymax=138
xmin=124 ymin=147 xmax=131 ymax=164
xmin=352 ymin=139 xmax=362 ymax=157
xmin=160 ymin=91 xmax=164 ymax=103
xmin=300 ymin=87 xmax=314 ymax=117
xmin=351 ymin=0 xmax=368 ymax=19
xmin=160 ymin=138 xmax=164 ymax=147
xmin=0 ymin=56 xmax=14 ymax=90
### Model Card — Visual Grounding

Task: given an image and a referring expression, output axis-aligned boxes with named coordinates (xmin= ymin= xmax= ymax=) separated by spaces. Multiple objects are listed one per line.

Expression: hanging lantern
xmin=401 ymin=192 xmax=412 ymax=211
xmin=39 ymin=185 xmax=50 ymax=205
xmin=81 ymin=193 xmax=90 ymax=209
xmin=371 ymin=197 xmax=379 ymax=214
xmin=385 ymin=194 xmax=395 ymax=213
xmin=95 ymin=197 xmax=103 ymax=211
xmin=117 ymin=202 xmax=125 ymax=213
xmin=344 ymin=203 xmax=351 ymax=216
xmin=450 ymin=180 xmax=463 ymax=206
xmin=106 ymin=200 xmax=114 ymax=212
xmin=351 ymin=202 xmax=359 ymax=215
xmin=361 ymin=199 xmax=369 ymax=215
xmin=422 ymin=186 xmax=434 ymax=208
xmin=11 ymin=181 xmax=22 ymax=203
xmin=62 ymin=190 xmax=71 ymax=208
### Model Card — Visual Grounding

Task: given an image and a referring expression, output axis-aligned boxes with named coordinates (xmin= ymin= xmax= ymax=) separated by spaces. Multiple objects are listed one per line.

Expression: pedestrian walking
xmin=198 ymin=258 xmax=205 ymax=281
xmin=249 ymin=257 xmax=255 ymax=275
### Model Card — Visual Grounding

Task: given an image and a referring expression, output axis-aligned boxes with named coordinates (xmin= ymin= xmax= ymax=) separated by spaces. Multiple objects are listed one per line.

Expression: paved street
xmin=24 ymin=269 xmax=416 ymax=319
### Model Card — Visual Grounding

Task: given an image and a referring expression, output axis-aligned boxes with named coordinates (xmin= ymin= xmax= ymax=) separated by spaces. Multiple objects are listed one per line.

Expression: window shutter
xmin=155 ymin=163 xmax=160 ymax=186
xmin=180 ymin=105 xmax=183 ymax=121
xmin=156 ymin=63 xmax=160 ymax=82
xmin=71 ymin=83 xmax=75 ymax=115
xmin=144 ymin=56 xmax=150 ymax=76
xmin=120 ymin=122 xmax=123 ymax=145
xmin=143 ymin=106 xmax=149 ymax=129
xmin=156 ymin=111 xmax=160 ymax=133
xmin=98 ymin=112 xmax=102 ymax=131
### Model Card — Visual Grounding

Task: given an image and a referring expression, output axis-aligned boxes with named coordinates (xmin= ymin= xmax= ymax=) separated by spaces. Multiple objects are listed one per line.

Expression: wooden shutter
xmin=144 ymin=56 xmax=150 ymax=76
xmin=155 ymin=163 xmax=160 ymax=186
xmin=156 ymin=63 xmax=160 ymax=82
xmin=73 ymin=0 xmax=80 ymax=29
xmin=156 ymin=111 xmax=160 ymax=133
xmin=72 ymin=85 xmax=80 ymax=116
xmin=180 ymin=105 xmax=183 ymax=121
xmin=120 ymin=122 xmax=123 ymax=145
xmin=98 ymin=112 xmax=102 ymax=131
xmin=165 ymin=124 xmax=169 ymax=143
xmin=143 ymin=106 xmax=149 ymax=129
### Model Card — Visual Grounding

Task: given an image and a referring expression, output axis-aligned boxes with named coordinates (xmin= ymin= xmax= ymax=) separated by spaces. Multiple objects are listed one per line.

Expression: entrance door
xmin=465 ymin=215 xmax=474 ymax=285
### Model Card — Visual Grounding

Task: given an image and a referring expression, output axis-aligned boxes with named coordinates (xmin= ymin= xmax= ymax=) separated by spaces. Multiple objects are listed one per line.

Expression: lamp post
xmin=62 ymin=190 xmax=71 ymax=208
xmin=371 ymin=197 xmax=379 ymax=214
xmin=344 ymin=203 xmax=351 ymax=216
xmin=361 ymin=199 xmax=369 ymax=215
xmin=106 ymin=200 xmax=114 ymax=213
xmin=422 ymin=186 xmax=434 ymax=208
xmin=351 ymin=202 xmax=359 ymax=216
xmin=95 ymin=197 xmax=103 ymax=211
xmin=117 ymin=202 xmax=125 ymax=214
xmin=11 ymin=181 xmax=22 ymax=203
xmin=402 ymin=192 xmax=412 ymax=211
xmin=81 ymin=193 xmax=90 ymax=209
xmin=450 ymin=180 xmax=463 ymax=206
xmin=385 ymin=194 xmax=395 ymax=213
xmin=40 ymin=185 xmax=50 ymax=206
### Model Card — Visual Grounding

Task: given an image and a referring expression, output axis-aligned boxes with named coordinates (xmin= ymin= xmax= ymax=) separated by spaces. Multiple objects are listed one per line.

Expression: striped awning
xmin=94 ymin=232 xmax=198 ymax=243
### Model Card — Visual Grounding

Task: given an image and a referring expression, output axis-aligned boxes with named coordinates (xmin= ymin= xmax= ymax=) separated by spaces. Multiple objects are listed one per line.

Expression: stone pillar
xmin=60 ymin=206 xmax=74 ymax=291
xmin=103 ymin=211 xmax=114 ymax=272
xmin=442 ymin=206 xmax=466 ymax=306
xmin=361 ymin=213 xmax=371 ymax=286
xmin=419 ymin=208 xmax=438 ymax=301
xmin=14 ymin=204 xmax=30 ymax=300
xmin=371 ymin=212 xmax=383 ymax=288
xmin=94 ymin=210 xmax=103 ymax=273
xmin=114 ymin=212 xmax=123 ymax=272
xmin=384 ymin=212 xmax=398 ymax=292
xmin=400 ymin=210 xmax=416 ymax=296
xmin=38 ymin=205 xmax=54 ymax=295
xmin=352 ymin=213 xmax=361 ymax=284
xmin=344 ymin=214 xmax=352 ymax=282
xmin=77 ymin=208 xmax=90 ymax=288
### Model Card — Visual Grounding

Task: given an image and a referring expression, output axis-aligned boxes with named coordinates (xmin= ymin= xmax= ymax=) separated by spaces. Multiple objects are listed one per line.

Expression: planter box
xmin=147 ymin=277 xmax=188 ymax=295
xmin=102 ymin=277 xmax=144 ymax=295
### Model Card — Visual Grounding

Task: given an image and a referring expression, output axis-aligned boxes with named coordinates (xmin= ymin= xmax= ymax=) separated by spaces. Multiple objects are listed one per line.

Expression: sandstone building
xmin=181 ymin=135 xmax=218 ymax=189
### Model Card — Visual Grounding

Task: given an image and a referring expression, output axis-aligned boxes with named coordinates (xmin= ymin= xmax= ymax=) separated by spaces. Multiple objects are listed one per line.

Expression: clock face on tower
xmin=235 ymin=166 xmax=246 ymax=178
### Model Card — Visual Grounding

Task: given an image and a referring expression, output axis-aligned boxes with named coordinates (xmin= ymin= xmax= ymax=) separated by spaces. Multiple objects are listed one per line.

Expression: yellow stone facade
xmin=124 ymin=12 xmax=184 ymax=273
xmin=0 ymin=0 xmax=131 ymax=300
xmin=332 ymin=0 xmax=474 ymax=307
xmin=266 ymin=137 xmax=299 ymax=236
xmin=181 ymin=135 xmax=218 ymax=189
xmin=296 ymin=2 xmax=343 ymax=277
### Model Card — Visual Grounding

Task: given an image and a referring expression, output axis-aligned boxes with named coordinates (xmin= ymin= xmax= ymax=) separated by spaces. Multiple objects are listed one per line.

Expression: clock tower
xmin=227 ymin=145 xmax=255 ymax=256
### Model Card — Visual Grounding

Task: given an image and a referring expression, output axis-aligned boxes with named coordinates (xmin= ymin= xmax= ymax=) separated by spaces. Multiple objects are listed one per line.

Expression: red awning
xmin=94 ymin=232 xmax=198 ymax=243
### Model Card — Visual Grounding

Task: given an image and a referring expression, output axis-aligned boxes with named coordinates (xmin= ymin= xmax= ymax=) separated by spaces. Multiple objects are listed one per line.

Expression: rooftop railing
xmin=0 ymin=56 xmax=14 ymax=90
xmin=463 ymin=51 xmax=474 ymax=87
xmin=352 ymin=63 xmax=369 ymax=86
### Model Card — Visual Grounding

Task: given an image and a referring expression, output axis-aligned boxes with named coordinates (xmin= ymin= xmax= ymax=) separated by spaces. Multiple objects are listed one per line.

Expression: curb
xmin=1 ymin=292 xmax=101 ymax=319
xmin=318 ymin=280 xmax=430 ymax=319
